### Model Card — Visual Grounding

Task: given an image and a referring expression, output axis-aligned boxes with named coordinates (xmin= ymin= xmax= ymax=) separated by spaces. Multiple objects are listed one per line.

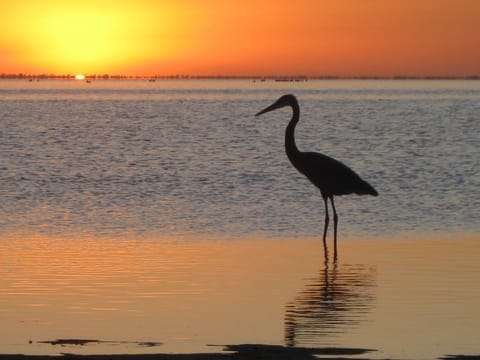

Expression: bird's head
xmin=255 ymin=94 xmax=297 ymax=116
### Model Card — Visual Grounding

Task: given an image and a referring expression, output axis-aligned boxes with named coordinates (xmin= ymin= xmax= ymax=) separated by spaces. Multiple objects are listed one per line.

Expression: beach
xmin=0 ymin=344 xmax=377 ymax=360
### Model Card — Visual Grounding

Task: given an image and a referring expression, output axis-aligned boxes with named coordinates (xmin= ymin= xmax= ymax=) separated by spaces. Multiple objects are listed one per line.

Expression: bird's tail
xmin=356 ymin=179 xmax=378 ymax=196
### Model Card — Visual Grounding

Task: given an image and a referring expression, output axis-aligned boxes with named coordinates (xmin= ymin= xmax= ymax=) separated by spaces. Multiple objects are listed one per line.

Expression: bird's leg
xmin=322 ymin=196 xmax=329 ymax=247
xmin=330 ymin=197 xmax=339 ymax=261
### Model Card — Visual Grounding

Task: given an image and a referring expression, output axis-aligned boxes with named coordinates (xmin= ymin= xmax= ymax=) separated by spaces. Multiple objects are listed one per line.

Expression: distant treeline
xmin=1 ymin=73 xmax=479 ymax=80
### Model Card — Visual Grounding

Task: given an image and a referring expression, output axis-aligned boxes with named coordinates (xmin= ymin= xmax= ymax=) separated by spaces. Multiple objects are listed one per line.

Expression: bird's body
xmin=293 ymin=151 xmax=377 ymax=198
xmin=256 ymin=94 xmax=377 ymax=259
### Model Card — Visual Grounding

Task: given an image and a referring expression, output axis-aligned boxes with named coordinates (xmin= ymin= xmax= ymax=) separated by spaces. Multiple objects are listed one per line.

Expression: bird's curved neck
xmin=285 ymin=100 xmax=301 ymax=161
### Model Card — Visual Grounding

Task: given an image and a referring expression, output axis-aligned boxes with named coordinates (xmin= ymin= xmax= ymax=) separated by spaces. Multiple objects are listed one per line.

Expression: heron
xmin=255 ymin=94 xmax=378 ymax=259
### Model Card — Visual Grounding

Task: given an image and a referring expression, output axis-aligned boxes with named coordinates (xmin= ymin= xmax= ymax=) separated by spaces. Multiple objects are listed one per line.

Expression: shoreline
xmin=0 ymin=344 xmax=377 ymax=359
xmin=0 ymin=344 xmax=478 ymax=360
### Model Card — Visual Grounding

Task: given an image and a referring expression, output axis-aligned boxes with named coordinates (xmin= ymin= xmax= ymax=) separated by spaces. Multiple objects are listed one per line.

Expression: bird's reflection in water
xmin=285 ymin=260 xmax=377 ymax=347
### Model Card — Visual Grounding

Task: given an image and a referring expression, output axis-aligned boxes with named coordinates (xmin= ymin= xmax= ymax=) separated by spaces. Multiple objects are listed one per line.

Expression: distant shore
xmin=1 ymin=73 xmax=479 ymax=81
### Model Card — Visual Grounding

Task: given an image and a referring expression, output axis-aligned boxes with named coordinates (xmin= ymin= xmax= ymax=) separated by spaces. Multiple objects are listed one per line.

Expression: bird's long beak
xmin=255 ymin=102 xmax=280 ymax=117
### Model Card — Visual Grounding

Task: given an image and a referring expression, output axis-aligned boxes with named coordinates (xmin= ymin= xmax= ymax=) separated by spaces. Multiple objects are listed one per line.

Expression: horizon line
xmin=1 ymin=73 xmax=480 ymax=81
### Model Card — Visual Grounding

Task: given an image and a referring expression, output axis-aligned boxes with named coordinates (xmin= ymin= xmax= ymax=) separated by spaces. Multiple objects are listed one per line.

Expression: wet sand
xmin=1 ymin=346 xmax=479 ymax=360
xmin=0 ymin=344 xmax=375 ymax=359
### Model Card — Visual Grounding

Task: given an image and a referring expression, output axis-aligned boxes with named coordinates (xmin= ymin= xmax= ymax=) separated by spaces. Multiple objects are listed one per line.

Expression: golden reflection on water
xmin=0 ymin=235 xmax=321 ymax=355
xmin=1 ymin=233 xmax=480 ymax=359
xmin=285 ymin=261 xmax=376 ymax=347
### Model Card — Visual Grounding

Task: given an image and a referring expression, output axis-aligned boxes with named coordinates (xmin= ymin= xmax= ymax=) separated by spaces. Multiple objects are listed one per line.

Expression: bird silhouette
xmin=256 ymin=94 xmax=378 ymax=260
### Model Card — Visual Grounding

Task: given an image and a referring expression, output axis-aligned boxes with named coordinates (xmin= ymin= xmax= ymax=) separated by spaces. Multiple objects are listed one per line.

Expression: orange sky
xmin=1 ymin=0 xmax=479 ymax=77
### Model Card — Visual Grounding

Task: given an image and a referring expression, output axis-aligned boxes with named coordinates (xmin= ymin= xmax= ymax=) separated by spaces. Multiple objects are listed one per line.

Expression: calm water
xmin=1 ymin=235 xmax=480 ymax=359
xmin=1 ymin=80 xmax=480 ymax=359
xmin=1 ymin=79 xmax=479 ymax=238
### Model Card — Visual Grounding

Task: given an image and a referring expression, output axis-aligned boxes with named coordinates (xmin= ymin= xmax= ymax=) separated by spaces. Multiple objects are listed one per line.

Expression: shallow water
xmin=1 ymin=234 xmax=480 ymax=359
xmin=1 ymin=79 xmax=479 ymax=238
xmin=1 ymin=80 xmax=479 ymax=359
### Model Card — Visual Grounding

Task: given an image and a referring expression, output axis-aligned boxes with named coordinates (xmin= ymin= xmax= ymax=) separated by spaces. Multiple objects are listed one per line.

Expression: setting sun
xmin=75 ymin=74 xmax=85 ymax=80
